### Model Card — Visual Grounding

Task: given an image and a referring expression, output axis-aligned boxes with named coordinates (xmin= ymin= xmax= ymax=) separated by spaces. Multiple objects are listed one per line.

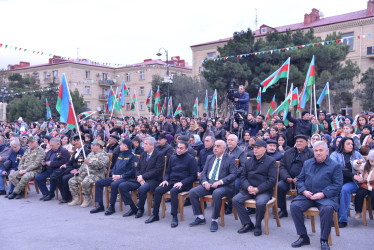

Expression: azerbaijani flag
xmin=256 ymin=87 xmax=261 ymax=113
xmin=114 ymin=88 xmax=122 ymax=112
xmin=261 ymin=57 xmax=290 ymax=93
xmin=331 ymin=117 xmax=340 ymax=131
xmin=154 ymin=86 xmax=161 ymax=116
xmin=77 ymin=111 xmax=96 ymax=121
xmin=145 ymin=88 xmax=152 ymax=108
xmin=130 ymin=91 xmax=137 ymax=111
xmin=122 ymin=128 xmax=131 ymax=138
xmin=128 ymin=117 xmax=135 ymax=126
xmin=352 ymin=119 xmax=358 ymax=133
xmin=299 ymin=55 xmax=316 ymax=109
xmin=120 ymin=81 xmax=128 ymax=108
xmin=266 ymin=95 xmax=276 ymax=122
xmin=40 ymin=121 xmax=48 ymax=130
xmin=211 ymin=89 xmax=217 ymax=110
xmin=291 ymin=87 xmax=299 ymax=106
xmin=161 ymin=97 xmax=167 ymax=115
xmin=46 ymin=98 xmax=52 ymax=120
xmin=174 ymin=103 xmax=182 ymax=116
xmin=107 ymin=86 xmax=115 ymax=112
xmin=167 ymin=97 xmax=173 ymax=116
xmin=204 ymin=90 xmax=209 ymax=112
xmin=193 ymin=97 xmax=199 ymax=117
xmin=317 ymin=82 xmax=329 ymax=106
xmin=116 ymin=120 xmax=123 ymax=127
xmin=56 ymin=74 xmax=76 ymax=129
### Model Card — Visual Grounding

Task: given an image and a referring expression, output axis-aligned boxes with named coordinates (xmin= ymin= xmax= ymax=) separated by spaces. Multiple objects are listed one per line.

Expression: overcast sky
xmin=0 ymin=0 xmax=370 ymax=69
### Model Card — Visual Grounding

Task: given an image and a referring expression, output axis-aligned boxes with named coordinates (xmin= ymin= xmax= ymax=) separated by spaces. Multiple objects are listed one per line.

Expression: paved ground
xmin=0 ymin=185 xmax=373 ymax=250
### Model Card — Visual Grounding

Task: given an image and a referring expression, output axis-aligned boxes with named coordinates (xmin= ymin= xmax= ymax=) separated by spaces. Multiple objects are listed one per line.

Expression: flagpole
xmin=63 ymin=74 xmax=89 ymax=175
xmin=285 ymin=57 xmax=290 ymax=99
xmin=136 ymin=93 xmax=140 ymax=119
xmin=215 ymin=91 xmax=218 ymax=118
xmin=313 ymin=84 xmax=317 ymax=117
xmin=328 ymin=82 xmax=331 ymax=114
xmin=80 ymin=111 xmax=97 ymax=121
xmin=110 ymin=87 xmax=117 ymax=120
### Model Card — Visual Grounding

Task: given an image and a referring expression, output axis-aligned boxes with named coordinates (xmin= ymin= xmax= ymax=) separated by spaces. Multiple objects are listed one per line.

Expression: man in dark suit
xmin=189 ymin=140 xmax=237 ymax=232
xmin=232 ymin=139 xmax=277 ymax=236
xmin=290 ymin=141 xmax=342 ymax=250
xmin=118 ymin=137 xmax=165 ymax=218
xmin=35 ymin=137 xmax=70 ymax=201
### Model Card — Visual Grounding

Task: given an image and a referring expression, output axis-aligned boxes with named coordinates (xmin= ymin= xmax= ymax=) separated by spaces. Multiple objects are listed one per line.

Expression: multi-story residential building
xmin=191 ymin=0 xmax=374 ymax=115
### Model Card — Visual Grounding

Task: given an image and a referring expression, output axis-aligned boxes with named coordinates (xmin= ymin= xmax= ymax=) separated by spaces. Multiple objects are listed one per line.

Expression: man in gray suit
xmin=188 ymin=140 xmax=237 ymax=232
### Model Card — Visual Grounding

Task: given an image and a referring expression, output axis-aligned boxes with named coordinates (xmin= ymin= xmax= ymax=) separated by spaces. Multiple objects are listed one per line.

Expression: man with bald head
xmin=189 ymin=140 xmax=237 ymax=232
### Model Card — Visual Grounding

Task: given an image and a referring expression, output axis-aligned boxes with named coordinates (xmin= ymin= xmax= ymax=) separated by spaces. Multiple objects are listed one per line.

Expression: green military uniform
xmin=9 ymin=146 xmax=45 ymax=194
xmin=68 ymin=150 xmax=109 ymax=197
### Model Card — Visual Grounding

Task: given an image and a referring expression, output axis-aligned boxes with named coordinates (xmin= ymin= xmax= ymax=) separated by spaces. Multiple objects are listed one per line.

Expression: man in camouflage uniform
xmin=8 ymin=136 xmax=45 ymax=199
xmin=68 ymin=140 xmax=109 ymax=208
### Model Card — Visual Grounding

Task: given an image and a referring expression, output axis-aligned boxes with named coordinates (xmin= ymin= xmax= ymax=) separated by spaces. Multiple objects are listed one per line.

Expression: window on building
xmin=44 ymin=72 xmax=50 ymax=79
xmin=140 ymin=102 xmax=145 ymax=111
xmin=126 ymin=103 xmax=130 ymax=111
xmin=127 ymin=88 xmax=131 ymax=96
xmin=102 ymin=73 xmax=108 ymax=80
xmin=86 ymin=101 xmax=90 ymax=109
xmin=342 ymin=32 xmax=354 ymax=51
xmin=84 ymin=86 xmax=90 ymax=95
xmin=126 ymin=73 xmax=131 ymax=82
xmin=85 ymin=71 xmax=90 ymax=79
xmin=207 ymin=52 xmax=216 ymax=58
xmin=34 ymin=73 xmax=39 ymax=80
xmin=261 ymin=27 xmax=267 ymax=34
xmin=52 ymin=70 xmax=58 ymax=80
xmin=140 ymin=71 xmax=145 ymax=80
xmin=140 ymin=87 xmax=145 ymax=95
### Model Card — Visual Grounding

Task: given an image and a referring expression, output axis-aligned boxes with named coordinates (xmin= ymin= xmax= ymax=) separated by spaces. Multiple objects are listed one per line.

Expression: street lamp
xmin=156 ymin=47 xmax=170 ymax=100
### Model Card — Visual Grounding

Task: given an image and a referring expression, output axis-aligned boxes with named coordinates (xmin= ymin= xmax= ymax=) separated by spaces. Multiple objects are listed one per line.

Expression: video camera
xmin=227 ymin=78 xmax=239 ymax=102
xmin=233 ymin=109 xmax=247 ymax=122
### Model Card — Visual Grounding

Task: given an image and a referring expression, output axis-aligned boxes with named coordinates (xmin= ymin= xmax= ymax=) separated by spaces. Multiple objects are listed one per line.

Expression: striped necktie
xmin=210 ymin=159 xmax=221 ymax=184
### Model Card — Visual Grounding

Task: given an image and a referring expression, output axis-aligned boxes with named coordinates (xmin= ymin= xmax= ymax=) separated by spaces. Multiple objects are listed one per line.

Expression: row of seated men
xmin=2 ymin=133 xmax=349 ymax=250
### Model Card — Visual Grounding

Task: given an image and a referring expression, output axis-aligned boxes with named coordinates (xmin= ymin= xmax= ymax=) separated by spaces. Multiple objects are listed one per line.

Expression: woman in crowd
xmin=277 ymin=134 xmax=290 ymax=154
xmin=213 ymin=119 xmax=226 ymax=140
xmin=269 ymin=126 xmax=278 ymax=141
xmin=356 ymin=115 xmax=369 ymax=135
xmin=189 ymin=120 xmax=199 ymax=135
xmin=61 ymin=135 xmax=74 ymax=153
xmin=310 ymin=133 xmax=321 ymax=148
xmin=342 ymin=124 xmax=360 ymax=151
xmin=198 ymin=122 xmax=214 ymax=142
xmin=330 ymin=137 xmax=366 ymax=228
xmin=239 ymin=131 xmax=251 ymax=147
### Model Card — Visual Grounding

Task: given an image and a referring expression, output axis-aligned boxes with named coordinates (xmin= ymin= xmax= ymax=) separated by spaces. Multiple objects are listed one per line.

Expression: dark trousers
xmin=190 ymin=185 xmax=233 ymax=220
xmin=95 ymin=177 xmax=126 ymax=205
xmin=153 ymin=183 xmax=189 ymax=216
xmin=59 ymin=173 xmax=74 ymax=201
xmin=35 ymin=168 xmax=53 ymax=196
xmin=227 ymin=177 xmax=240 ymax=210
xmin=118 ymin=181 xmax=141 ymax=207
xmin=277 ymin=180 xmax=293 ymax=210
xmin=233 ymin=190 xmax=271 ymax=228
xmin=290 ymin=199 xmax=333 ymax=240
xmin=354 ymin=187 xmax=374 ymax=212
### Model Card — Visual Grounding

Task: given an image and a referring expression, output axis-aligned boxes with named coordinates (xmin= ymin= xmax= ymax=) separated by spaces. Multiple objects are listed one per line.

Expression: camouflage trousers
xmin=9 ymin=171 xmax=37 ymax=194
xmin=68 ymin=174 xmax=103 ymax=197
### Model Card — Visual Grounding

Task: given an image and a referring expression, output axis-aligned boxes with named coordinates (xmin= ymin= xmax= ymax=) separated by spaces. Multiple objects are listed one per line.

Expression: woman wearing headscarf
xmin=321 ymin=134 xmax=333 ymax=154
xmin=330 ymin=137 xmax=365 ymax=228
xmin=198 ymin=122 xmax=214 ymax=142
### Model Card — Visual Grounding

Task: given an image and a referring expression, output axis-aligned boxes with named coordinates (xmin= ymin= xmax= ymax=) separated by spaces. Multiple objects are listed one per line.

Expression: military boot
xmin=68 ymin=196 xmax=80 ymax=206
xmin=81 ymin=195 xmax=92 ymax=208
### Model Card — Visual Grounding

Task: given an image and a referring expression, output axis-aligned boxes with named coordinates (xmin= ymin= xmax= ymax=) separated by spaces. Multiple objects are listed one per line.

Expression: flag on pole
xmin=161 ymin=97 xmax=167 ymax=115
xmin=291 ymin=87 xmax=299 ymax=106
xmin=114 ymin=88 xmax=122 ymax=112
xmin=211 ymin=89 xmax=217 ymax=110
xmin=128 ymin=117 xmax=135 ymax=126
xmin=352 ymin=119 xmax=358 ymax=133
xmin=116 ymin=120 xmax=124 ymax=127
xmin=122 ymin=128 xmax=131 ymax=138
xmin=174 ymin=103 xmax=182 ymax=117
xmin=145 ymin=88 xmax=152 ymax=108
xmin=256 ymin=87 xmax=261 ymax=113
xmin=167 ymin=97 xmax=173 ymax=116
xmin=204 ymin=90 xmax=209 ymax=112
xmin=40 ymin=121 xmax=48 ymax=130
xmin=130 ymin=91 xmax=137 ymax=111
xmin=261 ymin=57 xmax=290 ymax=93
xmin=106 ymin=86 xmax=115 ymax=113
xmin=193 ymin=97 xmax=199 ymax=117
xmin=120 ymin=81 xmax=128 ymax=108
xmin=154 ymin=86 xmax=161 ymax=116
xmin=77 ymin=111 xmax=96 ymax=122
xmin=317 ymin=82 xmax=329 ymax=106
xmin=299 ymin=55 xmax=316 ymax=109
xmin=331 ymin=117 xmax=340 ymax=131
xmin=46 ymin=98 xmax=52 ymax=120
xmin=266 ymin=95 xmax=276 ymax=122
xmin=56 ymin=74 xmax=76 ymax=129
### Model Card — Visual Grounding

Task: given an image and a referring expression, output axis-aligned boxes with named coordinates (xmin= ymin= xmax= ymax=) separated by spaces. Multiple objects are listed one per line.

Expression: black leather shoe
xmin=225 ymin=206 xmax=232 ymax=215
xmin=43 ymin=195 xmax=54 ymax=201
xmin=135 ymin=209 xmax=144 ymax=218
xmin=210 ymin=221 xmax=218 ymax=232
xmin=122 ymin=208 xmax=137 ymax=217
xmin=338 ymin=222 xmax=347 ymax=228
xmin=278 ymin=210 xmax=288 ymax=219
xmin=90 ymin=206 xmax=105 ymax=214
xmin=105 ymin=206 xmax=116 ymax=216
xmin=15 ymin=192 xmax=24 ymax=199
xmin=59 ymin=199 xmax=68 ymax=204
xmin=145 ymin=215 xmax=159 ymax=224
xmin=237 ymin=222 xmax=254 ymax=233
xmin=5 ymin=194 xmax=9 ymax=198
xmin=0 ymin=190 xmax=6 ymax=195
xmin=321 ymin=240 xmax=330 ymax=250
xmin=189 ymin=217 xmax=206 ymax=227
xmin=291 ymin=236 xmax=310 ymax=248
xmin=171 ymin=216 xmax=178 ymax=228
xmin=8 ymin=192 xmax=17 ymax=199
xmin=39 ymin=194 xmax=48 ymax=201
xmin=184 ymin=198 xmax=191 ymax=206
xmin=254 ymin=227 xmax=262 ymax=236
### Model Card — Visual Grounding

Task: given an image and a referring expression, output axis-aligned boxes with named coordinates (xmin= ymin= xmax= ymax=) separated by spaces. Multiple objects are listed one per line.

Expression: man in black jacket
xmin=197 ymin=136 xmax=215 ymax=179
xmin=233 ymin=139 xmax=277 ymax=236
xmin=90 ymin=138 xmax=138 ymax=216
xmin=189 ymin=140 xmax=237 ymax=232
xmin=106 ymin=134 xmax=120 ymax=168
xmin=118 ymin=137 xmax=165 ymax=218
xmin=156 ymin=134 xmax=174 ymax=162
xmin=286 ymin=107 xmax=312 ymax=137
xmin=145 ymin=141 xmax=197 ymax=228
xmin=35 ymin=137 xmax=70 ymax=201
xmin=159 ymin=114 xmax=174 ymax=136
xmin=277 ymin=135 xmax=314 ymax=218
xmin=266 ymin=139 xmax=283 ymax=161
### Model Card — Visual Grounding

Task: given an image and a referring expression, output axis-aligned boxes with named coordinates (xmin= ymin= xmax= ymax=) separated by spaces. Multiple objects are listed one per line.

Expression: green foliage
xmin=356 ymin=67 xmax=374 ymax=111
xmin=8 ymin=95 xmax=44 ymax=122
xmin=202 ymin=28 xmax=359 ymax=111
xmin=70 ymin=88 xmax=87 ymax=114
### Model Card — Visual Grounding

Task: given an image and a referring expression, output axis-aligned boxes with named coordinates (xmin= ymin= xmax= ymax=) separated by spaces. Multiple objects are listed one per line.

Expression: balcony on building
xmin=98 ymin=79 xmax=115 ymax=86
xmin=367 ymin=46 xmax=374 ymax=58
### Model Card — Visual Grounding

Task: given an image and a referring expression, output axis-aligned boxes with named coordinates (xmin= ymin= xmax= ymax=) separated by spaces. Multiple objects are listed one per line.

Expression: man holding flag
xmin=286 ymin=106 xmax=312 ymax=137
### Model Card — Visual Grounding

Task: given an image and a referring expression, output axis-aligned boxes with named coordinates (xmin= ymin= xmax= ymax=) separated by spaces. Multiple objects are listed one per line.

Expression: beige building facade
xmin=191 ymin=1 xmax=374 ymax=115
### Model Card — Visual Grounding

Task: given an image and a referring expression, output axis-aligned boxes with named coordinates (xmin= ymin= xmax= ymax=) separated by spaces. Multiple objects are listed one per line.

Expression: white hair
xmin=313 ymin=141 xmax=328 ymax=149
